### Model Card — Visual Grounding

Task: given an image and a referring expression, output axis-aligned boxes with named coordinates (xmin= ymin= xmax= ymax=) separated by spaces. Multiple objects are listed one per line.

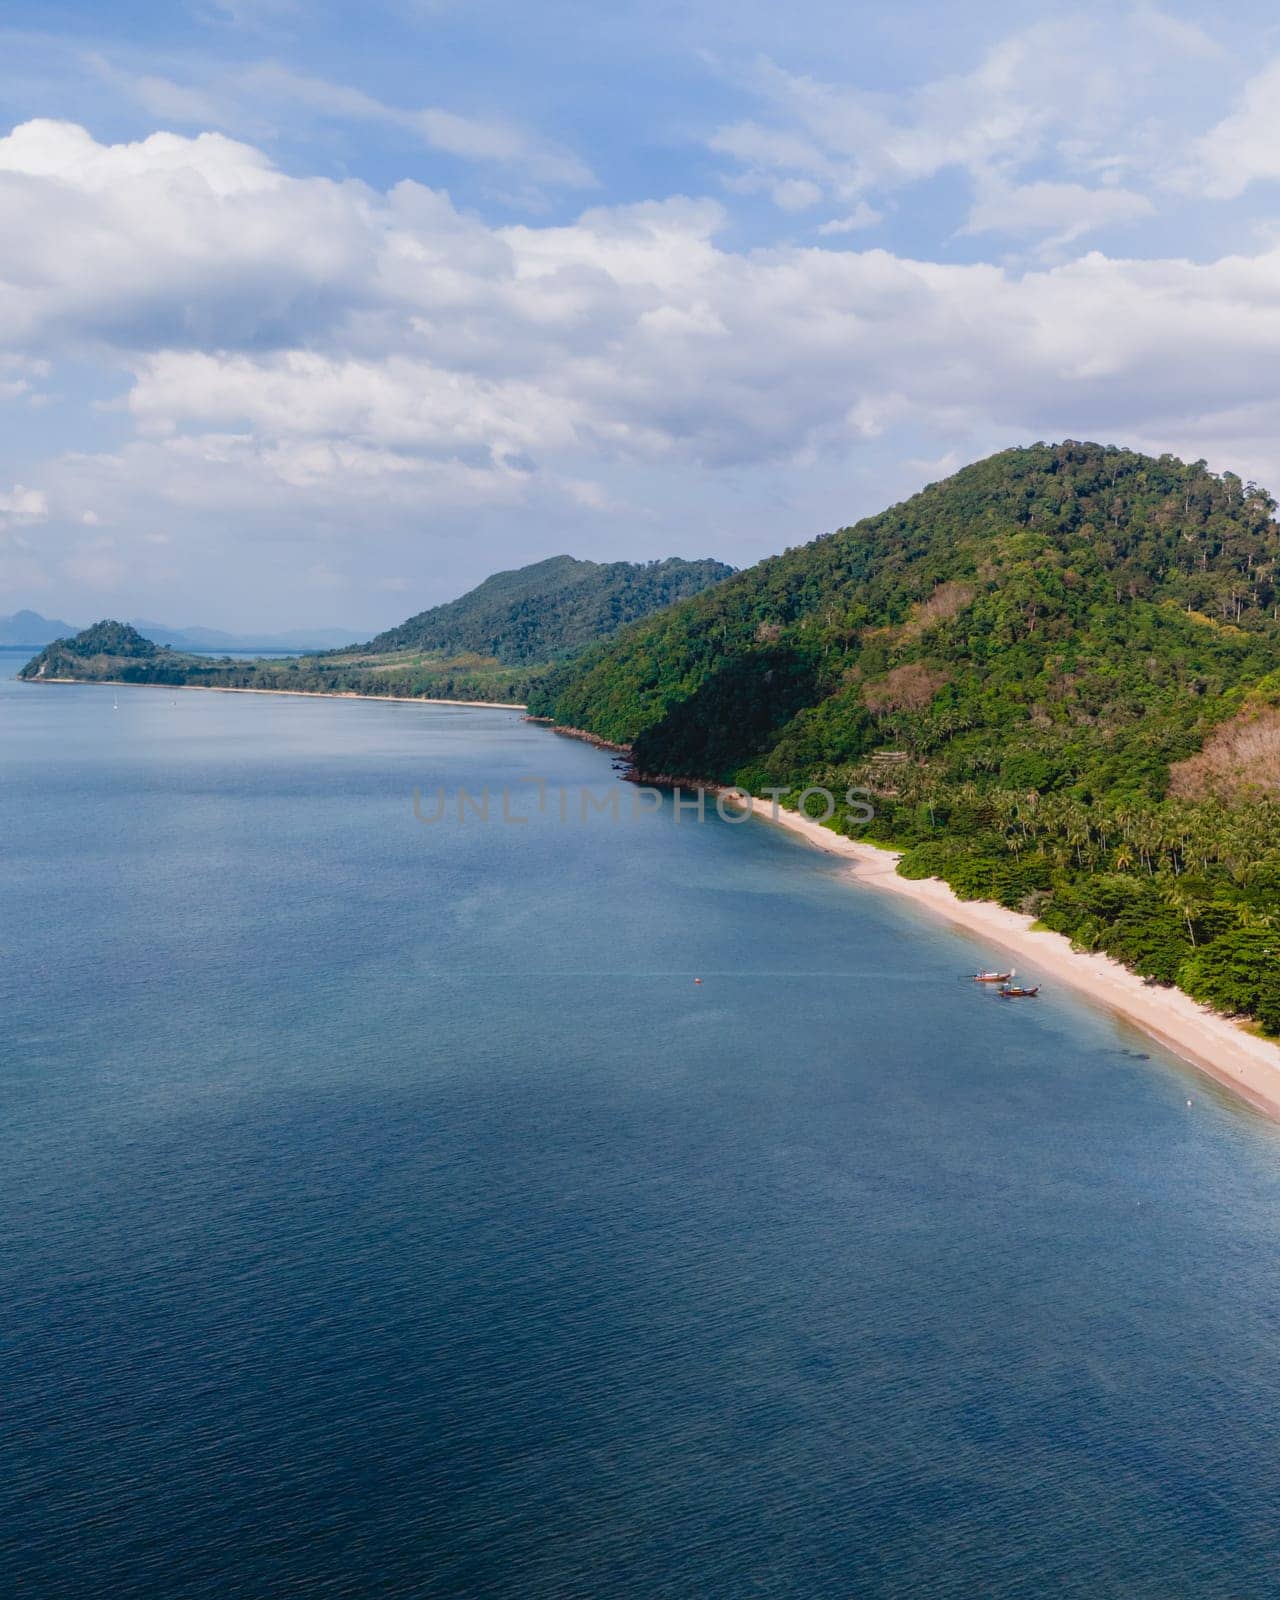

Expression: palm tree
xmin=1163 ymin=881 xmax=1202 ymax=948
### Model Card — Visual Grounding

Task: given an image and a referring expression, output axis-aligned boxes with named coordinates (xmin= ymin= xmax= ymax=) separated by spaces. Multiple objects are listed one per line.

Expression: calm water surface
xmin=5 ymin=664 xmax=1280 ymax=1598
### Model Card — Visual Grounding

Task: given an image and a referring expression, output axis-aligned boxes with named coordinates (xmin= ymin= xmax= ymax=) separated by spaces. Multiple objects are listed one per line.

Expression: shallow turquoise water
xmin=5 ymin=665 xmax=1280 ymax=1597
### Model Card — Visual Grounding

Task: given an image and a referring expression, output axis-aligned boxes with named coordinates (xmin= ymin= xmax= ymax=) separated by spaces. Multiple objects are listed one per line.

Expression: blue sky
xmin=4 ymin=1 xmax=1280 ymax=629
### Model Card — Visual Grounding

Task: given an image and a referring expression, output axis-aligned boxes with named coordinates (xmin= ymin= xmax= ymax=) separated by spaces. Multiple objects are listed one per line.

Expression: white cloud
xmin=125 ymin=350 xmax=582 ymax=462
xmin=0 ymin=119 xmax=374 ymax=353
xmin=11 ymin=116 xmax=1280 ymax=595
xmin=708 ymin=11 xmax=1222 ymax=227
xmin=96 ymin=58 xmax=597 ymax=193
xmin=86 ymin=57 xmax=231 ymax=128
xmin=0 ymin=352 xmax=51 ymax=401
xmin=0 ymin=117 xmax=278 ymax=194
xmin=1187 ymin=59 xmax=1280 ymax=199
xmin=0 ymin=483 xmax=48 ymax=524
xmin=963 ymin=180 xmax=1155 ymax=248
xmin=817 ymin=202 xmax=883 ymax=236
xmin=768 ymin=176 xmax=824 ymax=212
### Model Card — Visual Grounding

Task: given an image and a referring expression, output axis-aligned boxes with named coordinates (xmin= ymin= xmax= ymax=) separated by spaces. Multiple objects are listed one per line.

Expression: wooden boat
xmin=972 ymin=968 xmax=1013 ymax=983
xmin=997 ymin=983 xmax=1039 ymax=998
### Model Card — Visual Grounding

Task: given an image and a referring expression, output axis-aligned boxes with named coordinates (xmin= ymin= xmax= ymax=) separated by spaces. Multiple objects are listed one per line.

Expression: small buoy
xmin=694 ymin=977 xmax=702 ymax=985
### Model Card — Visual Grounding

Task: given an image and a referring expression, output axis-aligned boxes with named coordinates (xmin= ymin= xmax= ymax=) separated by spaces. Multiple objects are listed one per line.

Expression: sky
xmin=4 ymin=1 xmax=1280 ymax=630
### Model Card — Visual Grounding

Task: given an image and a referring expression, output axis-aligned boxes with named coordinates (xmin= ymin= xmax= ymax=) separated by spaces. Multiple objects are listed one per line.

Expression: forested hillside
xmin=19 ymin=555 xmax=734 ymax=705
xmin=20 ymin=628 xmax=538 ymax=703
xmin=364 ymin=555 xmax=734 ymax=662
xmin=530 ymin=442 xmax=1280 ymax=1030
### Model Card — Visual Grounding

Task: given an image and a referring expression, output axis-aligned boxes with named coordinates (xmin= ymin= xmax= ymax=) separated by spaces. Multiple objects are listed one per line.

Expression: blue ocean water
xmin=5 ymin=661 xmax=1280 ymax=1598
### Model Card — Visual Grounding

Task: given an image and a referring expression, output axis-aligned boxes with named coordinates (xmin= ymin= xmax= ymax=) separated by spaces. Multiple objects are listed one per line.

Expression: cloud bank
xmin=4 ymin=67 xmax=1280 ymax=619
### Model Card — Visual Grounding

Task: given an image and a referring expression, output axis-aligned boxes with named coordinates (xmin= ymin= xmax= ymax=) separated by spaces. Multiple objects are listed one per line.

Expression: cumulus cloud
xmin=0 ymin=119 xmax=374 ymax=353
xmin=5 ymin=119 xmax=1280 ymax=467
xmin=9 ymin=114 xmax=1280 ymax=615
xmin=125 ymin=350 xmax=583 ymax=461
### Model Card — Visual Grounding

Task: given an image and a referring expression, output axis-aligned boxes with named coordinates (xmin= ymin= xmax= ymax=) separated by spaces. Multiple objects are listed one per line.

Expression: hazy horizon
xmin=0 ymin=550 xmax=735 ymax=638
xmin=0 ymin=605 xmax=362 ymax=636
xmin=5 ymin=2 xmax=1280 ymax=629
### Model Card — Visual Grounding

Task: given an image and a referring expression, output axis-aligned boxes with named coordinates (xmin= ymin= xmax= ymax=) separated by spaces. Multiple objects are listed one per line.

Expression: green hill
xmin=21 ymin=620 xmax=158 ymax=677
xmin=364 ymin=554 xmax=735 ymax=663
xmin=18 ymin=554 xmax=735 ymax=704
xmin=530 ymin=442 xmax=1280 ymax=1029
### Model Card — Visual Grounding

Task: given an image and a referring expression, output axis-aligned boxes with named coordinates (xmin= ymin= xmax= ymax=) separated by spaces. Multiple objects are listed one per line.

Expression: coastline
xmin=744 ymin=796 xmax=1280 ymax=1119
xmin=545 ymin=723 xmax=632 ymax=754
xmin=24 ymin=677 xmax=528 ymax=710
xmin=23 ymin=681 xmax=1280 ymax=1115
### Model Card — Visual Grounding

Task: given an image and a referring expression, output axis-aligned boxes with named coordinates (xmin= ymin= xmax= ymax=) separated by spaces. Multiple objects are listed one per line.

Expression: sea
xmin=5 ymin=648 xmax=1280 ymax=1599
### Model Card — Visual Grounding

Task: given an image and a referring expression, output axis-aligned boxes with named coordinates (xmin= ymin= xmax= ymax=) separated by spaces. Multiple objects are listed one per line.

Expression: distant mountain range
xmin=0 ymin=610 xmax=359 ymax=652
xmin=129 ymin=619 xmax=361 ymax=653
xmin=0 ymin=609 xmax=80 ymax=645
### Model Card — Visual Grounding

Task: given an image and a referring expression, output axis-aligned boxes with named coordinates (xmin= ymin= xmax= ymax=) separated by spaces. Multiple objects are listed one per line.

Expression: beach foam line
xmin=743 ymin=795 xmax=1280 ymax=1121
xmin=30 ymin=678 xmax=527 ymax=710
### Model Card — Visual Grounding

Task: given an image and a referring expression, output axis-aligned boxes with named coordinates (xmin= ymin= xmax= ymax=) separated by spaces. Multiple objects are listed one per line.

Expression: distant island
xmin=27 ymin=445 xmax=1280 ymax=1042
xmin=17 ymin=555 xmax=735 ymax=705
xmin=0 ymin=608 xmax=359 ymax=653
xmin=527 ymin=442 xmax=1280 ymax=1037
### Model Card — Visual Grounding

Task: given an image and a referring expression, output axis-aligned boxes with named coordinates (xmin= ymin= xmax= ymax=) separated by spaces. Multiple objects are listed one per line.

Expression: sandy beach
xmin=744 ymin=796 xmax=1280 ymax=1120
xmin=35 ymin=678 xmax=528 ymax=710
xmin=26 ymin=681 xmax=1280 ymax=1115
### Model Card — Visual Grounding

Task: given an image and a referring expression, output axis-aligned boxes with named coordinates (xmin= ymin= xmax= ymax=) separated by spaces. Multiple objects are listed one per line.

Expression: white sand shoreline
xmin=23 ymin=681 xmax=1280 ymax=1115
xmin=745 ymin=796 xmax=1280 ymax=1120
xmin=28 ymin=677 xmax=528 ymax=710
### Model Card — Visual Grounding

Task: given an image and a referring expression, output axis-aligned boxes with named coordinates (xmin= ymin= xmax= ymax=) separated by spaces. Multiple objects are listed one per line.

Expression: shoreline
xmin=22 ymin=678 xmax=1280 ymax=1116
xmin=24 ymin=677 xmax=528 ymax=711
xmin=545 ymin=723 xmax=632 ymax=754
xmin=744 ymin=796 xmax=1280 ymax=1120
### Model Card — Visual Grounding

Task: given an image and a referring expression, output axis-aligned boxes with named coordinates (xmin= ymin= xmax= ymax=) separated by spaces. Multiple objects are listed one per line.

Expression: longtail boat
xmin=972 ymin=968 xmax=1013 ymax=983
xmin=997 ymin=983 xmax=1039 ymax=998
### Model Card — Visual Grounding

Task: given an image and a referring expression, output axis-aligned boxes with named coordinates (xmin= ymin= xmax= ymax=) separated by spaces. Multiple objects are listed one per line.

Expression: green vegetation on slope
xmin=530 ymin=441 xmax=1280 ymax=1031
xmin=62 ymin=620 xmax=158 ymax=659
xmin=20 ymin=631 xmax=542 ymax=703
xmin=363 ymin=555 xmax=735 ymax=663
xmin=19 ymin=554 xmax=735 ymax=705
